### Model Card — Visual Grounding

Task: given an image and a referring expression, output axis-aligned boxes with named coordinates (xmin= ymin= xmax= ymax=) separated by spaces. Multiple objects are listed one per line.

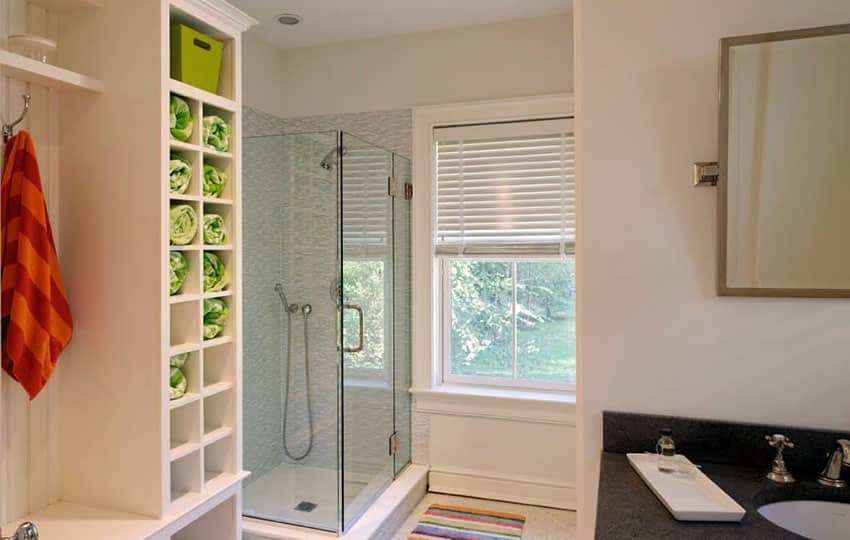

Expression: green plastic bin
xmin=170 ymin=24 xmax=223 ymax=94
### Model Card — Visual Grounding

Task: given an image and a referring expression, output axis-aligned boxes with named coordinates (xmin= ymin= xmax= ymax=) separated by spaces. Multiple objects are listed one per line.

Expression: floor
xmin=391 ymin=493 xmax=577 ymax=540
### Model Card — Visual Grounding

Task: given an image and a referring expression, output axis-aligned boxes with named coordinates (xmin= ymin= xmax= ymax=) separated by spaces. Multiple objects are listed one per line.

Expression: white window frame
xmin=411 ymin=94 xmax=575 ymax=398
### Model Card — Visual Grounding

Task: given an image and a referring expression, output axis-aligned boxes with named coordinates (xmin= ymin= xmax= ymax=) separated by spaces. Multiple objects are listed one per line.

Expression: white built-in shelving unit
xmin=0 ymin=0 xmax=254 ymax=538
xmin=166 ymin=73 xmax=242 ymax=513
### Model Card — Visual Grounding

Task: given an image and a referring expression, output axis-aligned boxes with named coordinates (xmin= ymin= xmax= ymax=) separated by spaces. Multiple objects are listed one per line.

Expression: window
xmin=435 ymin=117 xmax=575 ymax=390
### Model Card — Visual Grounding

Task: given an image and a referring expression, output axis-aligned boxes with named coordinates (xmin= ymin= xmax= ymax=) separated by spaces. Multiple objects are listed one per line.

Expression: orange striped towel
xmin=1 ymin=131 xmax=73 ymax=399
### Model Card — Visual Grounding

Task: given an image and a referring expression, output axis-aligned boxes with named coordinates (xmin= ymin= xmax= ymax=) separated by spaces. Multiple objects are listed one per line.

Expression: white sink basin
xmin=758 ymin=500 xmax=850 ymax=539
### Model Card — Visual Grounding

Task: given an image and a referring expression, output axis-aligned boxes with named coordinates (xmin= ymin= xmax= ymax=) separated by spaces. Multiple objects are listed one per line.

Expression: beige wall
xmin=244 ymin=15 xmax=573 ymax=118
xmin=575 ymin=1 xmax=850 ymax=538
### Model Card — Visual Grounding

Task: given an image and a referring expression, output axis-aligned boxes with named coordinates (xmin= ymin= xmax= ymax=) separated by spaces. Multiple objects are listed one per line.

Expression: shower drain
xmin=294 ymin=501 xmax=318 ymax=512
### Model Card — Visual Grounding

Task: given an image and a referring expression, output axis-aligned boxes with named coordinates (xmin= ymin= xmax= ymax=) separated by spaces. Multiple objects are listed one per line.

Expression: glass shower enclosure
xmin=242 ymin=131 xmax=412 ymax=532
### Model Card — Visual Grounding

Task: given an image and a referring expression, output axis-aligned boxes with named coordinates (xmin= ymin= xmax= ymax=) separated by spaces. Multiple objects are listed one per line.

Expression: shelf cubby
xmin=170 ymin=300 xmax=200 ymax=348
xmin=170 ymin=249 xmax=201 ymax=299
xmin=201 ymin=202 xmax=232 ymax=248
xmin=203 ymin=436 xmax=235 ymax=486
xmin=169 ymin=200 xmax=202 ymax=248
xmin=170 ymin=450 xmax=202 ymax=502
xmin=170 ymin=400 xmax=201 ymax=459
xmin=170 ymin=1 xmax=239 ymax=102
xmin=201 ymin=154 xmax=234 ymax=200
xmin=169 ymin=147 xmax=203 ymax=199
xmin=202 ymin=249 xmax=233 ymax=293
xmin=169 ymin=92 xmax=202 ymax=147
xmin=203 ymin=342 xmax=232 ymax=389
xmin=201 ymin=104 xmax=234 ymax=155
xmin=202 ymin=296 xmax=231 ymax=343
xmin=176 ymin=349 xmax=201 ymax=395
xmin=202 ymin=390 xmax=233 ymax=442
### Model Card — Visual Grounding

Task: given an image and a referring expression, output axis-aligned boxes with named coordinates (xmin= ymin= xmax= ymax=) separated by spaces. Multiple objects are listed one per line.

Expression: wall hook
xmin=2 ymin=95 xmax=32 ymax=143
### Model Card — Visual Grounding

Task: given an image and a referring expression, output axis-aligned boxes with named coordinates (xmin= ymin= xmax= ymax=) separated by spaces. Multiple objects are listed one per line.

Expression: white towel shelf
xmin=0 ymin=49 xmax=104 ymax=93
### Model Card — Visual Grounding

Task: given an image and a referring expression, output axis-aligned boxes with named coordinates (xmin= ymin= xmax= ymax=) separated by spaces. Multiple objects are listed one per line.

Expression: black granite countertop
xmin=596 ymin=451 xmax=850 ymax=539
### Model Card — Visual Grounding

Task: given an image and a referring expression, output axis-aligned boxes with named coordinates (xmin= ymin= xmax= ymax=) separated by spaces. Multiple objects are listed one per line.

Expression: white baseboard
xmin=428 ymin=466 xmax=576 ymax=510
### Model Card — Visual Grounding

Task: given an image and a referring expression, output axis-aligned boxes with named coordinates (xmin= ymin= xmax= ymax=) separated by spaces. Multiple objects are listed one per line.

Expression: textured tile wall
xmin=244 ymin=107 xmax=412 ymax=158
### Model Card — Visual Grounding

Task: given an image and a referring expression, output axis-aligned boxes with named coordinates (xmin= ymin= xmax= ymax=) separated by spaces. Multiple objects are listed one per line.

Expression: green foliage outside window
xmin=450 ymin=260 xmax=576 ymax=383
xmin=342 ymin=260 xmax=386 ymax=371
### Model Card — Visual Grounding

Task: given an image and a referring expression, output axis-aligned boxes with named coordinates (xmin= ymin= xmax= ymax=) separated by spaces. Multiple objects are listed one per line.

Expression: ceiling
xmin=230 ymin=0 xmax=572 ymax=50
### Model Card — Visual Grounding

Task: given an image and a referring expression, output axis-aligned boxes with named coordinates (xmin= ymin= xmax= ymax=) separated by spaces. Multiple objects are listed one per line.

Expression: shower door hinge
xmin=388 ymin=176 xmax=398 ymax=197
xmin=404 ymin=182 xmax=413 ymax=201
xmin=389 ymin=431 xmax=399 ymax=456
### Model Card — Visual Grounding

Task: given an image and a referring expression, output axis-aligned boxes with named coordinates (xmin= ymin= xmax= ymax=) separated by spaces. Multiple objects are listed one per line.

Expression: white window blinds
xmin=434 ymin=118 xmax=575 ymax=256
xmin=342 ymin=145 xmax=391 ymax=252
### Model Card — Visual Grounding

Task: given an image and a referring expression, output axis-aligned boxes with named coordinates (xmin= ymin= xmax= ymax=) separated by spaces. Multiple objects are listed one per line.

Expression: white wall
xmin=0 ymin=0 xmax=63 ymax=524
xmin=244 ymin=14 xmax=573 ymax=118
xmin=575 ymin=1 xmax=850 ymax=538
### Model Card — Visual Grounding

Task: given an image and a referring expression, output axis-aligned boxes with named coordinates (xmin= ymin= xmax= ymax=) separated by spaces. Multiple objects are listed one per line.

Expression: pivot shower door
xmin=339 ymin=132 xmax=396 ymax=529
xmin=242 ymin=131 xmax=341 ymax=531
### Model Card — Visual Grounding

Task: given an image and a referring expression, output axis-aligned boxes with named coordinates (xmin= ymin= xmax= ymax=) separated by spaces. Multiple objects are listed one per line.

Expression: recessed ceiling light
xmin=276 ymin=13 xmax=302 ymax=26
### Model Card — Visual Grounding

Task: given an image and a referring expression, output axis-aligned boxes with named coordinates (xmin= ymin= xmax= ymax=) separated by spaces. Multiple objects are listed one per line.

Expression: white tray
xmin=627 ymin=453 xmax=746 ymax=522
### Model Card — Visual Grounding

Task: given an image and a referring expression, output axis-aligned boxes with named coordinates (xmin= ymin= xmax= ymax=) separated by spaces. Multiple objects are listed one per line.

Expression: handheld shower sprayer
xmin=274 ymin=283 xmax=315 ymax=461
xmin=274 ymin=283 xmax=299 ymax=314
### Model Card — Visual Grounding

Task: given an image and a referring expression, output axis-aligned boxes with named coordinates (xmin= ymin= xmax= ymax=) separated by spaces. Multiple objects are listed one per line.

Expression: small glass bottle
xmin=656 ymin=428 xmax=676 ymax=473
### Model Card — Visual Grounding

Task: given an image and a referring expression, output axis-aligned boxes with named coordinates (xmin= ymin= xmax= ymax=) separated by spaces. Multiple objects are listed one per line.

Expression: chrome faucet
xmin=817 ymin=439 xmax=850 ymax=488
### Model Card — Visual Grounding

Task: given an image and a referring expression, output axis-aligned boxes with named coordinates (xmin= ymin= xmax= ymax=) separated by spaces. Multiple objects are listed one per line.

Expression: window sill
xmin=410 ymin=385 xmax=576 ymax=426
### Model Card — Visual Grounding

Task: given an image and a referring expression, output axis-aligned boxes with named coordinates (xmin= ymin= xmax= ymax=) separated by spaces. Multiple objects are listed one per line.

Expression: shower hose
xmin=281 ymin=302 xmax=314 ymax=461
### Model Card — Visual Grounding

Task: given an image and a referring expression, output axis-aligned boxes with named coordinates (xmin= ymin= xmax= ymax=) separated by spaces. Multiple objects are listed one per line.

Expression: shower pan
xmin=242 ymin=131 xmax=412 ymax=533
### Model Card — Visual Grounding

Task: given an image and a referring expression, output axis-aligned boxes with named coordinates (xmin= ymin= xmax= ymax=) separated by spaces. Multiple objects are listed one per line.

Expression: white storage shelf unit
xmin=0 ymin=0 xmax=255 ymax=538
xmin=167 ymin=80 xmax=240 ymax=507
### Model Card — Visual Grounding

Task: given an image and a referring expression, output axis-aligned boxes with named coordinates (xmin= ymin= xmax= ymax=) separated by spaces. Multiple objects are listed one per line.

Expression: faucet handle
xmin=766 ymin=433 xmax=794 ymax=450
xmin=765 ymin=434 xmax=796 ymax=484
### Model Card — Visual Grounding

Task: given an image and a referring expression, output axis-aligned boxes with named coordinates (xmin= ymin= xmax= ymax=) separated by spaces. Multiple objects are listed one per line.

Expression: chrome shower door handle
xmin=342 ymin=304 xmax=364 ymax=353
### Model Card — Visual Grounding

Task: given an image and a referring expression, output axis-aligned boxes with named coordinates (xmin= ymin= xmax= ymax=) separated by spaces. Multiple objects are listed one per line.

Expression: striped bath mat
xmin=409 ymin=504 xmax=526 ymax=539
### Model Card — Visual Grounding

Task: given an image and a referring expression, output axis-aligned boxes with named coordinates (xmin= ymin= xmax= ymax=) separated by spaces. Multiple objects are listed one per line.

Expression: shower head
xmin=301 ymin=304 xmax=312 ymax=317
xmin=319 ymin=146 xmax=346 ymax=171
